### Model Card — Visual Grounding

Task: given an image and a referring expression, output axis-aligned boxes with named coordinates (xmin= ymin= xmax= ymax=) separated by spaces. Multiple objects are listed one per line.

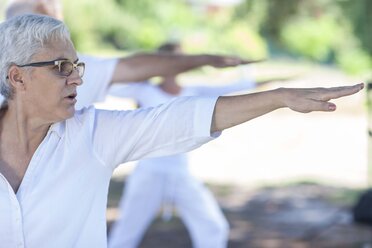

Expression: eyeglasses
xmin=16 ymin=59 xmax=85 ymax=77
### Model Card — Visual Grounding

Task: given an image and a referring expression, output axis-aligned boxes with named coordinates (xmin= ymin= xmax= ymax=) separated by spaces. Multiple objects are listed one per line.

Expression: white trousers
xmin=108 ymin=167 xmax=229 ymax=248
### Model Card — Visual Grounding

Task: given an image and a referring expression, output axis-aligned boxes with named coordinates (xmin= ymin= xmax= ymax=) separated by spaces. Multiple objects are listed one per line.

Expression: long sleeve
xmin=76 ymin=54 xmax=119 ymax=109
xmin=89 ymin=96 xmax=219 ymax=170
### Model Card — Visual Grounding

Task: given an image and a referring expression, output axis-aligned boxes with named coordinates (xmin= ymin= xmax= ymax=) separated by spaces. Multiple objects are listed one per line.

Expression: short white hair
xmin=0 ymin=14 xmax=70 ymax=99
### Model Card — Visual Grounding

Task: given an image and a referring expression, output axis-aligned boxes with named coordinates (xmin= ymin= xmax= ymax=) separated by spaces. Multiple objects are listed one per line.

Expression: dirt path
xmin=107 ymin=180 xmax=372 ymax=247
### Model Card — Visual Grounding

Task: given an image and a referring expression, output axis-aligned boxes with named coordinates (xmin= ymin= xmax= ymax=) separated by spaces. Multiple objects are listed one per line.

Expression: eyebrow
xmin=55 ymin=57 xmax=79 ymax=63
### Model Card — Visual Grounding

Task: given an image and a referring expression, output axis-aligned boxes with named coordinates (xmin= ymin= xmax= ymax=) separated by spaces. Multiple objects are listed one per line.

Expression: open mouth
xmin=65 ymin=92 xmax=77 ymax=103
xmin=66 ymin=92 xmax=77 ymax=99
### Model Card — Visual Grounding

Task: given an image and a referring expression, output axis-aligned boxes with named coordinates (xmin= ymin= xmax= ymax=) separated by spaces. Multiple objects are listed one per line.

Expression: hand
xmin=211 ymin=83 xmax=363 ymax=132
xmin=240 ymin=58 xmax=266 ymax=65
xmin=207 ymin=55 xmax=264 ymax=68
xmin=283 ymin=83 xmax=364 ymax=113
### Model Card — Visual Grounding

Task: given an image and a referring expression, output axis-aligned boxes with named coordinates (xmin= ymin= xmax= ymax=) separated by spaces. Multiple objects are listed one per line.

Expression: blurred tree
xmin=61 ymin=0 xmax=371 ymax=74
xmin=236 ymin=0 xmax=371 ymax=74
xmin=0 ymin=0 xmax=7 ymax=20
xmin=63 ymin=0 xmax=201 ymax=52
xmin=339 ymin=0 xmax=372 ymax=57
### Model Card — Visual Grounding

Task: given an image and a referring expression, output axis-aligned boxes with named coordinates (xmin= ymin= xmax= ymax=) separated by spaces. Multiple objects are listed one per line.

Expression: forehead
xmin=33 ymin=39 xmax=78 ymax=61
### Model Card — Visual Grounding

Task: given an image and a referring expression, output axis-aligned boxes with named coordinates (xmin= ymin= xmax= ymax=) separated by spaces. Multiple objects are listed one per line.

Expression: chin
xmin=57 ymin=107 xmax=76 ymax=122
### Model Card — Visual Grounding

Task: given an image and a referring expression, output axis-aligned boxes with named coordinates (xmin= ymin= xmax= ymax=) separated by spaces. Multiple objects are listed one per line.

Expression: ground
xmin=107 ymin=179 xmax=372 ymax=247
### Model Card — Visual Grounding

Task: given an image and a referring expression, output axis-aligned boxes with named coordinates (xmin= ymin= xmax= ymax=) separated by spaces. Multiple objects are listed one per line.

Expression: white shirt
xmin=109 ymin=79 xmax=255 ymax=109
xmin=75 ymin=54 xmax=118 ymax=109
xmin=108 ymin=79 xmax=254 ymax=173
xmin=0 ymin=96 xmax=219 ymax=248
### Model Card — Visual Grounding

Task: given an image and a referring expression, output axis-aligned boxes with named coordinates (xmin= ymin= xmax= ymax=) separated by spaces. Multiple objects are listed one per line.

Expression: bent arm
xmin=111 ymin=53 xmax=259 ymax=83
xmin=211 ymin=83 xmax=364 ymax=132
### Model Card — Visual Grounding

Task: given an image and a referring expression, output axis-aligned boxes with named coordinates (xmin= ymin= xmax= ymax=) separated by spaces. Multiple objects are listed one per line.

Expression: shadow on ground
xmin=107 ymin=178 xmax=372 ymax=248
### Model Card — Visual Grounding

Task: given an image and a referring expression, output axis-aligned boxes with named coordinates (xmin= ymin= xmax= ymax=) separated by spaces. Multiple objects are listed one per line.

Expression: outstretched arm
xmin=211 ymin=83 xmax=364 ymax=132
xmin=110 ymin=53 xmax=261 ymax=83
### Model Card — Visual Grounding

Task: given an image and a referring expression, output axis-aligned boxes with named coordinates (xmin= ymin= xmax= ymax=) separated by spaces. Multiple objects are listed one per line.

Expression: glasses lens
xmin=59 ymin=61 xmax=73 ymax=76
xmin=77 ymin=63 xmax=85 ymax=77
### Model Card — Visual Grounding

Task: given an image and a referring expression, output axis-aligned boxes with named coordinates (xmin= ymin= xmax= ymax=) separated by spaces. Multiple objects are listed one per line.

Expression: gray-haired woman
xmin=0 ymin=14 xmax=363 ymax=248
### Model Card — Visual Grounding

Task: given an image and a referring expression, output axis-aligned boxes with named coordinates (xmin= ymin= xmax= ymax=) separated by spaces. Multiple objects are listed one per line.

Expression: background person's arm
xmin=110 ymin=53 xmax=262 ymax=83
xmin=211 ymin=84 xmax=364 ymax=132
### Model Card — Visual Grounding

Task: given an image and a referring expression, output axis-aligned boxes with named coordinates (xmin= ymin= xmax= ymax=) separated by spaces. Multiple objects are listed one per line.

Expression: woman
xmin=0 ymin=14 xmax=363 ymax=248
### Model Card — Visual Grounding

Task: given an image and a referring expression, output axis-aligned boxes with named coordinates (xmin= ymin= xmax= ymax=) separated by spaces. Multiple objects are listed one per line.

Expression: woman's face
xmin=20 ymin=39 xmax=83 ymax=123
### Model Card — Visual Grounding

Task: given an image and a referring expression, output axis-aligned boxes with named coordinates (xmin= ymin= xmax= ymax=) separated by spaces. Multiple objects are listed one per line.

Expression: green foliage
xmin=336 ymin=47 xmax=372 ymax=75
xmin=239 ymin=0 xmax=372 ymax=74
xmin=62 ymin=0 xmax=267 ymax=59
xmin=63 ymin=0 xmax=201 ymax=52
xmin=60 ymin=0 xmax=371 ymax=74
xmin=281 ymin=16 xmax=341 ymax=61
xmin=183 ymin=22 xmax=267 ymax=59
xmin=0 ymin=0 xmax=7 ymax=21
xmin=338 ymin=0 xmax=372 ymax=57
xmin=233 ymin=0 xmax=268 ymax=30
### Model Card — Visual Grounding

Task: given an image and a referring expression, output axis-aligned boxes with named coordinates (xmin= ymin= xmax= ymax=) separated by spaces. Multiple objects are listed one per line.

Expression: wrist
xmin=198 ymin=54 xmax=212 ymax=66
xmin=273 ymin=88 xmax=289 ymax=109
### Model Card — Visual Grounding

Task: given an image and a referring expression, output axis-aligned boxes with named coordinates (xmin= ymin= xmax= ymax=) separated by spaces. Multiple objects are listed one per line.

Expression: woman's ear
xmin=7 ymin=65 xmax=26 ymax=91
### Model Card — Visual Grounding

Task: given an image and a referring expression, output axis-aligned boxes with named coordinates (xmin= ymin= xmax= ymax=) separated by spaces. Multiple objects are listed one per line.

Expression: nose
xmin=66 ymin=69 xmax=83 ymax=86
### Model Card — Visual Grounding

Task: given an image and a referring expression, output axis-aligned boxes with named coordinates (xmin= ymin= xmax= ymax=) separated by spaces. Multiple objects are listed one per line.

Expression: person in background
xmin=108 ymin=42 xmax=283 ymax=248
xmin=4 ymin=0 xmax=257 ymax=110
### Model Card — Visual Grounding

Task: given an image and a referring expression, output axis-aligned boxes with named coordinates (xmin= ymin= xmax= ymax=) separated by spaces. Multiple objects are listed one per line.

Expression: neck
xmin=1 ymin=99 xmax=50 ymax=154
xmin=159 ymin=76 xmax=182 ymax=95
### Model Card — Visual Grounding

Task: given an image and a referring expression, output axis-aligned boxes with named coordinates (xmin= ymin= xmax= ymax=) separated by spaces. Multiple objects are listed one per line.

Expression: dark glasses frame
xmin=15 ymin=59 xmax=85 ymax=77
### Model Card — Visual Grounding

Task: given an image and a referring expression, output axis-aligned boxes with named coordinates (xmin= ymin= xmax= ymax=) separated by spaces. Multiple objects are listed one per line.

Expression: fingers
xmin=218 ymin=57 xmax=245 ymax=67
xmin=240 ymin=58 xmax=266 ymax=65
xmin=312 ymin=100 xmax=337 ymax=112
xmin=215 ymin=57 xmax=265 ymax=67
xmin=323 ymin=83 xmax=364 ymax=100
xmin=305 ymin=83 xmax=363 ymax=112
xmin=294 ymin=99 xmax=336 ymax=113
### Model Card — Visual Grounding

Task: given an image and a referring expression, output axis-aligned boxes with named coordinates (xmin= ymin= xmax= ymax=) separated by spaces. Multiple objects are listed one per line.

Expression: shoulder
xmin=47 ymin=107 xmax=98 ymax=143
xmin=61 ymin=106 xmax=98 ymax=133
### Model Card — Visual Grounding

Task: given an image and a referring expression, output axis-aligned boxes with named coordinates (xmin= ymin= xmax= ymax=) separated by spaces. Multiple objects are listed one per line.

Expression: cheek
xmin=35 ymin=84 xmax=58 ymax=100
xmin=28 ymin=82 xmax=65 ymax=107
xmin=24 ymin=70 xmax=67 ymax=104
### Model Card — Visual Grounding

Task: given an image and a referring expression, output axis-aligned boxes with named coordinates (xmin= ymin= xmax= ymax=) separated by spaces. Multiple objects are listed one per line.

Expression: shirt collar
xmin=49 ymin=121 xmax=66 ymax=138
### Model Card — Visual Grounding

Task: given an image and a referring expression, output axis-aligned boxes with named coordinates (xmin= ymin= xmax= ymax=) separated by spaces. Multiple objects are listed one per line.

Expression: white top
xmin=109 ymin=79 xmax=255 ymax=173
xmin=0 ymin=96 xmax=219 ymax=248
xmin=0 ymin=54 xmax=118 ymax=109
xmin=75 ymin=54 xmax=118 ymax=109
